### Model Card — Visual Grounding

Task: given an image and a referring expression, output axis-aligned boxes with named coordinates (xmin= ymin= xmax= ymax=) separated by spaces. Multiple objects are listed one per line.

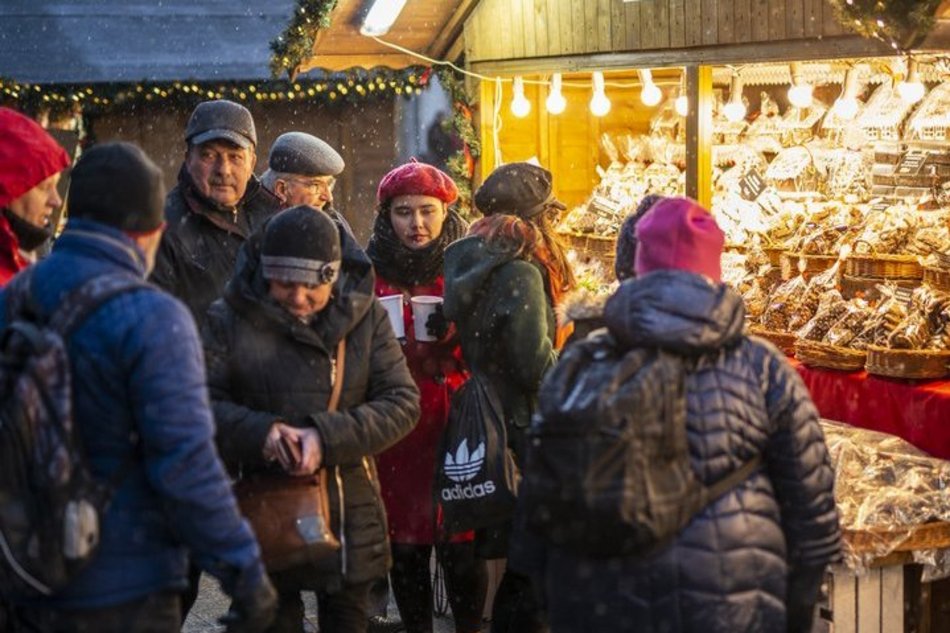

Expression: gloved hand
xmin=425 ymin=303 xmax=450 ymax=340
xmin=219 ymin=564 xmax=277 ymax=633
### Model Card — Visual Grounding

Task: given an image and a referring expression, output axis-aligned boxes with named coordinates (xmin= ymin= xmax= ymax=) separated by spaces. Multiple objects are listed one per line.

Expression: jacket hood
xmin=225 ymin=220 xmax=375 ymax=350
xmin=443 ymin=235 xmax=518 ymax=320
xmin=0 ymin=107 xmax=70 ymax=209
xmin=603 ymin=270 xmax=745 ymax=354
xmin=556 ymin=288 xmax=611 ymax=327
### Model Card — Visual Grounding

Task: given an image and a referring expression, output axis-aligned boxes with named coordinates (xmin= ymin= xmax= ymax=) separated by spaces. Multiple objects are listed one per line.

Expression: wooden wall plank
xmin=685 ymin=0 xmax=703 ymax=46
xmin=881 ymin=566 xmax=905 ymax=633
xmin=670 ymin=0 xmax=686 ymax=47
xmin=598 ymin=0 xmax=612 ymax=53
xmin=656 ymin=0 xmax=671 ymax=48
xmin=831 ymin=569 xmax=858 ymax=633
xmin=734 ymin=0 xmax=752 ymax=42
xmin=625 ymin=0 xmax=642 ymax=51
xmin=822 ymin=0 xmax=846 ymax=36
xmin=718 ymin=0 xmax=735 ymax=44
xmin=498 ymin=0 xmax=513 ymax=58
xmin=611 ymin=0 xmax=626 ymax=50
xmin=769 ymin=0 xmax=787 ymax=40
xmin=641 ymin=0 xmax=658 ymax=49
xmin=803 ymin=0 xmax=822 ymax=37
xmin=787 ymin=0 xmax=805 ymax=38
xmin=522 ymin=0 xmax=537 ymax=58
xmin=752 ymin=0 xmax=770 ymax=41
xmin=535 ymin=0 xmax=550 ymax=56
xmin=464 ymin=14 xmax=477 ymax=60
xmin=701 ymin=0 xmax=718 ymax=44
xmin=572 ymin=0 xmax=587 ymax=54
xmin=856 ymin=570 xmax=882 ymax=633
xmin=510 ymin=0 xmax=526 ymax=59
xmin=558 ymin=0 xmax=573 ymax=55
xmin=546 ymin=0 xmax=561 ymax=55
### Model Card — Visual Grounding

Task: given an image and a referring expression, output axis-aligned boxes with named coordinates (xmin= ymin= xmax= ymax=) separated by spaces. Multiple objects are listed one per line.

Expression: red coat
xmin=374 ymin=275 xmax=471 ymax=544
xmin=0 ymin=213 xmax=27 ymax=287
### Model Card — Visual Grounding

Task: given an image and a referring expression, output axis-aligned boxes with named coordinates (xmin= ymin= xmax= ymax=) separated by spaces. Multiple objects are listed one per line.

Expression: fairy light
xmin=638 ymin=69 xmax=662 ymax=106
xmin=722 ymin=73 xmax=747 ymax=122
xmin=788 ymin=62 xmax=814 ymax=109
xmin=897 ymin=57 xmax=926 ymax=104
xmin=674 ymin=72 xmax=688 ymax=116
xmin=831 ymin=67 xmax=861 ymax=120
xmin=545 ymin=73 xmax=566 ymax=115
xmin=589 ymin=71 xmax=611 ymax=117
xmin=510 ymin=76 xmax=531 ymax=118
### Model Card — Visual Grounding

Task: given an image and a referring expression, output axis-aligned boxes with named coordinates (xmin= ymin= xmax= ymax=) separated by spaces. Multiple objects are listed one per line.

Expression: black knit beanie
xmin=69 ymin=142 xmax=166 ymax=233
xmin=262 ymin=205 xmax=342 ymax=285
xmin=614 ymin=193 xmax=666 ymax=282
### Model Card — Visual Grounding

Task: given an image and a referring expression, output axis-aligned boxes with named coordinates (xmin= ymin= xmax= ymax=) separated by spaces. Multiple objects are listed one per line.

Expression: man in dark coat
xmin=0 ymin=143 xmax=276 ymax=633
xmin=151 ymin=99 xmax=280 ymax=330
xmin=203 ymin=206 xmax=420 ymax=632
xmin=536 ymin=197 xmax=840 ymax=633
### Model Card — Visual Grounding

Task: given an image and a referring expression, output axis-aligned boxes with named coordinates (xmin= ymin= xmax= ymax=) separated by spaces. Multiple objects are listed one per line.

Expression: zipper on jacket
xmin=335 ymin=465 xmax=347 ymax=576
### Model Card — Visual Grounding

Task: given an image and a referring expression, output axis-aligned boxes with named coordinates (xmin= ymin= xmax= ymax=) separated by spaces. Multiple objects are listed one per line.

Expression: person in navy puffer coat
xmin=0 ymin=143 xmax=275 ymax=633
xmin=538 ymin=197 xmax=841 ymax=633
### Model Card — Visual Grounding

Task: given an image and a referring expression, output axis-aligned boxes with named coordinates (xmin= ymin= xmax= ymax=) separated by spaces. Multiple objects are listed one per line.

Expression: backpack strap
xmin=704 ymin=454 xmax=764 ymax=504
xmin=48 ymin=273 xmax=150 ymax=337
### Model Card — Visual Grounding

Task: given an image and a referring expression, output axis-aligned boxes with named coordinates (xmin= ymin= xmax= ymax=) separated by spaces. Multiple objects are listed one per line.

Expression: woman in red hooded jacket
xmin=366 ymin=161 xmax=487 ymax=633
xmin=0 ymin=107 xmax=70 ymax=286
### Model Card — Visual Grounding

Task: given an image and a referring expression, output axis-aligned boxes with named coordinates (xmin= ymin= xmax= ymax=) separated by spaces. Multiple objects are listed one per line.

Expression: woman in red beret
xmin=366 ymin=160 xmax=487 ymax=633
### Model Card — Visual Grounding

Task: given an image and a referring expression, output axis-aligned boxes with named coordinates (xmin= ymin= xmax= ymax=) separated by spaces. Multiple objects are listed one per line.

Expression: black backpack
xmin=521 ymin=331 xmax=762 ymax=558
xmin=0 ymin=271 xmax=145 ymax=600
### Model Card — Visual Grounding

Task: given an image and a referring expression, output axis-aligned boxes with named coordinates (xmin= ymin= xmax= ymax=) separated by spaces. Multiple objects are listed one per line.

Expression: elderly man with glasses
xmin=261 ymin=132 xmax=352 ymax=235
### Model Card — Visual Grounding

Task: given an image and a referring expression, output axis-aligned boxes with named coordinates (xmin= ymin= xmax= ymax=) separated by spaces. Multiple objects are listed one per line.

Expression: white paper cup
xmin=378 ymin=295 xmax=405 ymax=339
xmin=410 ymin=295 xmax=443 ymax=342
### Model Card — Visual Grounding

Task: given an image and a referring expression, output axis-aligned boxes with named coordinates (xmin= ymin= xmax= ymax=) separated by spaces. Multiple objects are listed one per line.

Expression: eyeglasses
xmin=286 ymin=176 xmax=336 ymax=194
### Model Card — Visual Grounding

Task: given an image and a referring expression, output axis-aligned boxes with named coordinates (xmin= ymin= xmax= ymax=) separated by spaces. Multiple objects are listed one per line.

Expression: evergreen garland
xmin=270 ymin=0 xmax=340 ymax=80
xmin=438 ymin=68 xmax=481 ymax=218
xmin=828 ymin=0 xmax=942 ymax=51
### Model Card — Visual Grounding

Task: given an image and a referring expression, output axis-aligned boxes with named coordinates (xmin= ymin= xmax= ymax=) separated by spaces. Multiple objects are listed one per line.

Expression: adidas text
xmin=441 ymin=480 xmax=496 ymax=501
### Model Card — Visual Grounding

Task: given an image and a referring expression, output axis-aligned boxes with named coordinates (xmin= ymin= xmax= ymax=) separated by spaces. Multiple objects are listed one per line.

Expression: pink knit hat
xmin=634 ymin=197 xmax=724 ymax=282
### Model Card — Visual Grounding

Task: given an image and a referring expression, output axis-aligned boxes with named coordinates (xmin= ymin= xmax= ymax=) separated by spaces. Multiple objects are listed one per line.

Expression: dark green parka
xmin=202 ymin=225 xmax=420 ymax=590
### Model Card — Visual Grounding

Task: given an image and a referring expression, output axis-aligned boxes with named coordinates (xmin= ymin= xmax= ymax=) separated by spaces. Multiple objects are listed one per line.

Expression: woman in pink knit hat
xmin=366 ymin=160 xmax=487 ymax=633
xmin=529 ymin=197 xmax=840 ymax=633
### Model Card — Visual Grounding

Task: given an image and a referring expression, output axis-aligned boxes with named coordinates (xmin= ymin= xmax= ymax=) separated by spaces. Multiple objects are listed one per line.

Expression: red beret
xmin=0 ymin=108 xmax=70 ymax=209
xmin=377 ymin=159 xmax=458 ymax=206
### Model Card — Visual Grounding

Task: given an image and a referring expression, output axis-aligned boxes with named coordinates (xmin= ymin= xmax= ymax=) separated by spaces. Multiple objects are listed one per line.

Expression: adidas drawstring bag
xmin=434 ymin=373 xmax=519 ymax=533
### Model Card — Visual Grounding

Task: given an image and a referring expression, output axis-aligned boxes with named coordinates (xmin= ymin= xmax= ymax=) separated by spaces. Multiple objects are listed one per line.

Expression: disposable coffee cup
xmin=378 ymin=295 xmax=405 ymax=339
xmin=410 ymin=295 xmax=443 ymax=342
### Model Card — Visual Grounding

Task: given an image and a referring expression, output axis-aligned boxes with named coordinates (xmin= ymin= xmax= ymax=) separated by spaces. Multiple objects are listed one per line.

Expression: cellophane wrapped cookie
xmin=798 ymin=293 xmax=848 ymax=341
xmin=760 ymin=275 xmax=808 ymax=331
xmin=824 ymin=299 xmax=874 ymax=347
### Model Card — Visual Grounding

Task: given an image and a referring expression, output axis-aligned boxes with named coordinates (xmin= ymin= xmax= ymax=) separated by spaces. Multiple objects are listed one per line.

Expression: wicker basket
xmin=748 ymin=326 xmax=797 ymax=357
xmin=780 ymin=252 xmax=838 ymax=280
xmin=795 ymin=339 xmax=867 ymax=372
xmin=844 ymin=254 xmax=923 ymax=280
xmin=840 ymin=274 xmax=920 ymax=300
xmin=865 ymin=345 xmax=950 ymax=380
xmin=559 ymin=231 xmax=616 ymax=266
xmin=844 ymin=521 xmax=950 ymax=555
xmin=923 ymin=266 xmax=950 ymax=292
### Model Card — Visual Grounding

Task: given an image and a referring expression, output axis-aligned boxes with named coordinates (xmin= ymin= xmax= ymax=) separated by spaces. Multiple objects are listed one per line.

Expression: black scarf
xmin=3 ymin=209 xmax=52 ymax=252
xmin=366 ymin=208 xmax=467 ymax=288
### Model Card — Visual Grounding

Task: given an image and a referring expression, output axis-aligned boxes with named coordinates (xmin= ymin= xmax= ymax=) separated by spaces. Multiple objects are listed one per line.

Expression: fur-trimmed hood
xmin=556 ymin=288 xmax=611 ymax=327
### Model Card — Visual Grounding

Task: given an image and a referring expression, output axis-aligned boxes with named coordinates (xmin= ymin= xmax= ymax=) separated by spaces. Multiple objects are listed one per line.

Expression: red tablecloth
xmin=791 ymin=359 xmax=950 ymax=459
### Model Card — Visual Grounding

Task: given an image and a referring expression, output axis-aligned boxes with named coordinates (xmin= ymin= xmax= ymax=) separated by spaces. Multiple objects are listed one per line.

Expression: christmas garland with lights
xmin=829 ymin=0 xmax=942 ymax=51
xmin=0 ymin=68 xmax=429 ymax=116
xmin=437 ymin=68 xmax=481 ymax=217
xmin=270 ymin=0 xmax=339 ymax=80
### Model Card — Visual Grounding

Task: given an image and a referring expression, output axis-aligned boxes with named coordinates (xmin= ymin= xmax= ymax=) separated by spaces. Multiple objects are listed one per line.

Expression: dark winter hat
xmin=377 ymin=158 xmax=458 ymax=206
xmin=185 ymin=100 xmax=256 ymax=149
xmin=68 ymin=142 xmax=166 ymax=233
xmin=262 ymin=205 xmax=342 ymax=285
xmin=474 ymin=162 xmax=565 ymax=218
xmin=0 ymin=107 xmax=70 ymax=209
xmin=614 ymin=194 xmax=666 ymax=282
xmin=635 ymin=197 xmax=724 ymax=283
xmin=269 ymin=132 xmax=344 ymax=176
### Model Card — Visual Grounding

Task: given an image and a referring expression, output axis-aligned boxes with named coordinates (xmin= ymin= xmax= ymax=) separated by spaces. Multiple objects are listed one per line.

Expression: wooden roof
xmin=299 ymin=0 xmax=475 ymax=73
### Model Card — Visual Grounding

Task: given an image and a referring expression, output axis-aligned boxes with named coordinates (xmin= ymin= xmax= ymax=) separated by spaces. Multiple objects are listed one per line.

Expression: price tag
xmin=896 ymin=150 xmax=927 ymax=177
xmin=739 ymin=169 xmax=767 ymax=201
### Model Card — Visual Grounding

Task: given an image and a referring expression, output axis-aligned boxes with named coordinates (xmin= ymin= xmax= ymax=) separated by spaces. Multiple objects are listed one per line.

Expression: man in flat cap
xmin=261 ymin=131 xmax=352 ymax=233
xmin=151 ymin=99 xmax=280 ymax=331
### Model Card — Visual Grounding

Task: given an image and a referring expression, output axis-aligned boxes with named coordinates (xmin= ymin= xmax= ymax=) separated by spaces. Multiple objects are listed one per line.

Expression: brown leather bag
xmin=234 ymin=339 xmax=346 ymax=572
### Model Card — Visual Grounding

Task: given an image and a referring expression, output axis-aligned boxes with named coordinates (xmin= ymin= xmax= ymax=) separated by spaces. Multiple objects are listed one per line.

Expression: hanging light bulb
xmin=589 ymin=71 xmax=611 ymax=117
xmin=788 ymin=62 xmax=814 ymax=109
xmin=545 ymin=73 xmax=567 ymax=115
xmin=832 ymin=67 xmax=861 ymax=120
xmin=722 ymin=74 xmax=746 ymax=122
xmin=674 ymin=72 xmax=688 ymax=116
xmin=897 ymin=58 xmax=926 ymax=104
xmin=510 ymin=76 xmax=531 ymax=118
xmin=638 ymin=69 xmax=662 ymax=106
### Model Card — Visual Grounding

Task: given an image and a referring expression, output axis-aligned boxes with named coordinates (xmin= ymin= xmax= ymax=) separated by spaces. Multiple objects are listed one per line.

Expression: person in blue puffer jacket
xmin=0 ymin=143 xmax=276 ymax=633
xmin=538 ymin=197 xmax=841 ymax=633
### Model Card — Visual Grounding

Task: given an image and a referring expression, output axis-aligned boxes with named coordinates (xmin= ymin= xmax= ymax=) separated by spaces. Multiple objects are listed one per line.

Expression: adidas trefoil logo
xmin=444 ymin=440 xmax=485 ymax=483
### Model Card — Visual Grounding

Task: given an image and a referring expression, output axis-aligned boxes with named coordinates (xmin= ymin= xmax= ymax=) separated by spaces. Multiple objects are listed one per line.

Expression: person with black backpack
xmin=522 ymin=197 xmax=841 ymax=633
xmin=0 ymin=143 xmax=277 ymax=633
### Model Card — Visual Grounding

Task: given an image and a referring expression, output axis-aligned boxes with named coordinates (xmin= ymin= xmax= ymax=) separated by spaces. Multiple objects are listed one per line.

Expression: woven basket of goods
xmin=844 ymin=254 xmax=923 ymax=280
xmin=794 ymin=339 xmax=866 ymax=372
xmin=923 ymin=266 xmax=950 ymax=292
xmin=748 ymin=326 xmax=797 ymax=357
xmin=560 ymin=231 xmax=616 ymax=266
xmin=865 ymin=345 xmax=950 ymax=380
xmin=840 ymin=275 xmax=919 ymax=300
xmin=780 ymin=252 xmax=838 ymax=280
xmin=844 ymin=521 xmax=950 ymax=555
